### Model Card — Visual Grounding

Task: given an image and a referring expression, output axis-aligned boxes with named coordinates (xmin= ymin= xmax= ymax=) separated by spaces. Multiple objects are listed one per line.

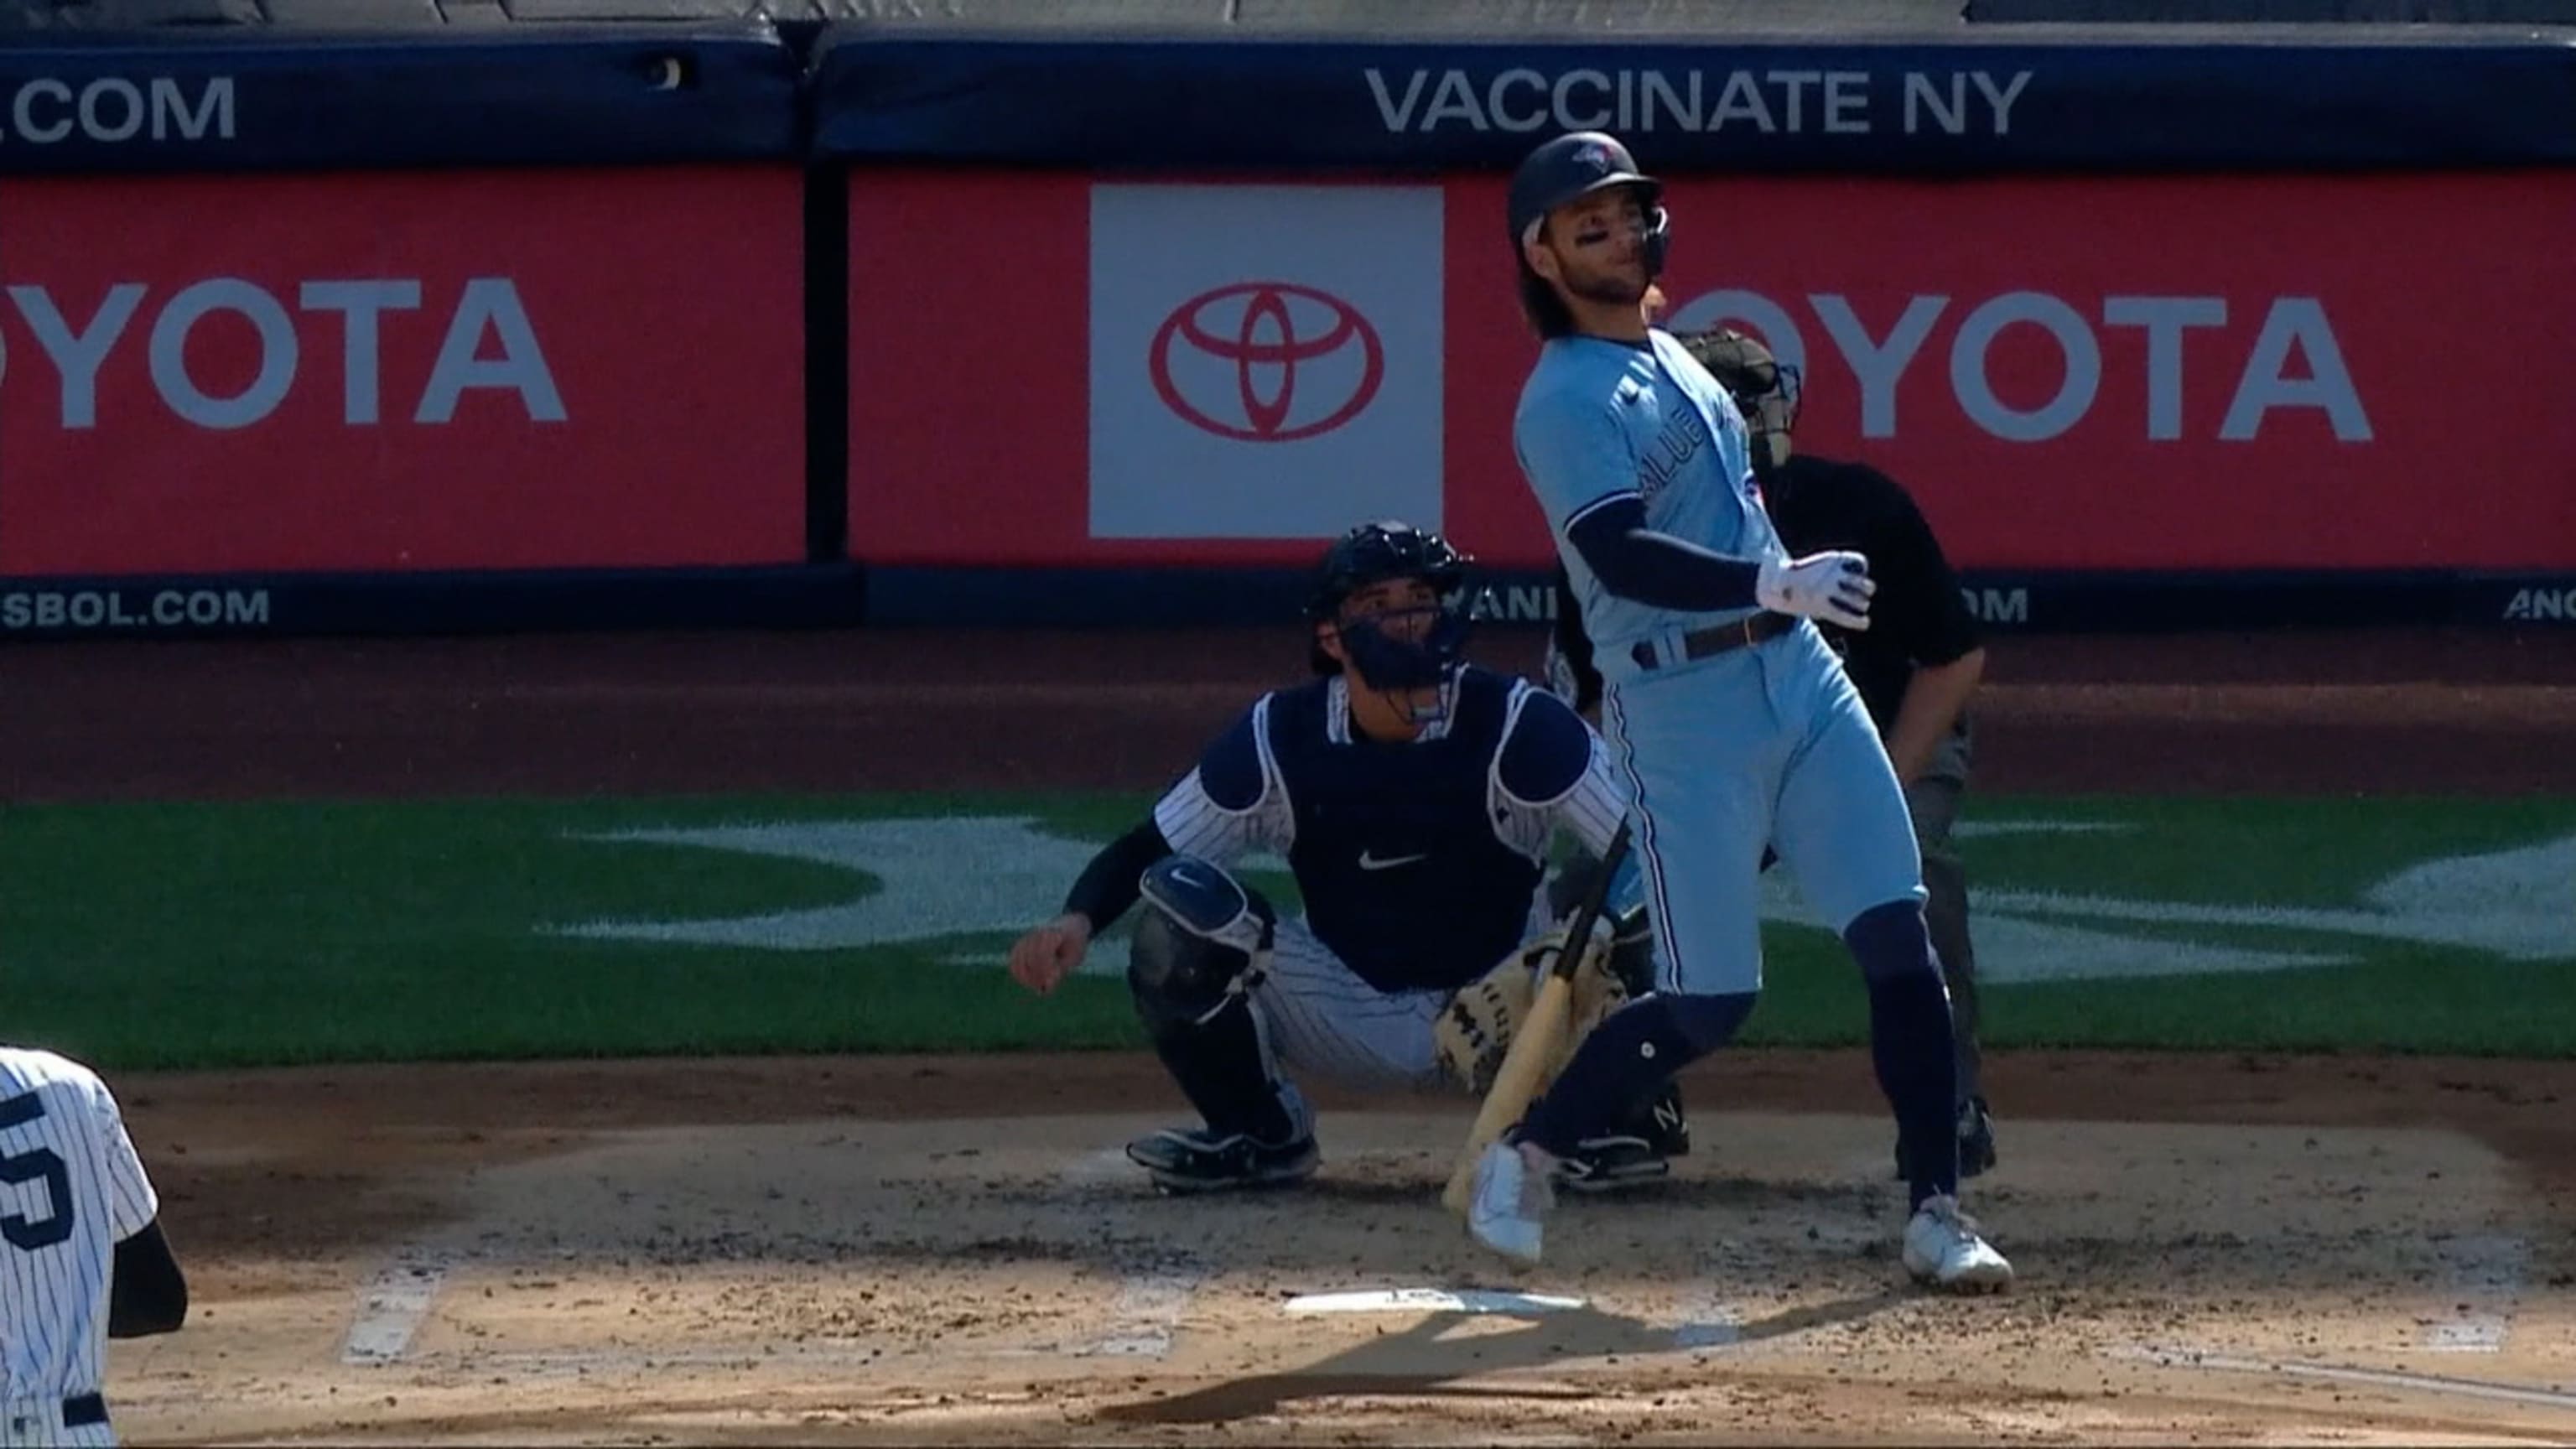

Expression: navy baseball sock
xmin=1143 ymin=997 xmax=1301 ymax=1145
xmin=1513 ymin=992 xmax=1755 ymax=1158
xmin=1846 ymin=900 xmax=1961 ymax=1212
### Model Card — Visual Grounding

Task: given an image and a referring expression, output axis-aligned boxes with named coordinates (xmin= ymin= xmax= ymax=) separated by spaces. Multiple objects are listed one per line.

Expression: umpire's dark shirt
xmin=1760 ymin=454 xmax=1982 ymax=734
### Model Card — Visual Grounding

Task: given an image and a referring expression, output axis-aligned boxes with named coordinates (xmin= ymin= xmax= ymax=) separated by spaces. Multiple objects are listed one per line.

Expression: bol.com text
xmin=3 ymin=587 xmax=270 ymax=632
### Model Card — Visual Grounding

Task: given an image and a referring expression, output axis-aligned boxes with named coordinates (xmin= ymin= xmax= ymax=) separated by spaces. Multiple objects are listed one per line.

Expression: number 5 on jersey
xmin=0 ymin=1092 xmax=76 ymax=1251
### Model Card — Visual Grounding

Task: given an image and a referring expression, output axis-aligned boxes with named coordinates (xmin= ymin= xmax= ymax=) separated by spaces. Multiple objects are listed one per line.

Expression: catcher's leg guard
xmin=1124 ymin=856 xmax=1314 ymax=1192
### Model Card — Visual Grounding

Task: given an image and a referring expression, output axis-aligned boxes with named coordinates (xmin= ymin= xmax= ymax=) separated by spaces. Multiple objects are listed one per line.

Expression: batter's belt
xmin=1628 ymin=610 xmax=1796 ymax=673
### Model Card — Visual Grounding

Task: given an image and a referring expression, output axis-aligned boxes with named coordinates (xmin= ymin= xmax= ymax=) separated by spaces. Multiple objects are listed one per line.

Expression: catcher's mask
xmin=1677 ymin=326 xmax=1801 ymax=483
xmin=1305 ymin=521 xmax=1483 ymax=704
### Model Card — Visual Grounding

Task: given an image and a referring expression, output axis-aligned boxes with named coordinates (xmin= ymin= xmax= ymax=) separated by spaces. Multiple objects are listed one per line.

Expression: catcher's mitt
xmin=1434 ymin=916 xmax=1624 ymax=1096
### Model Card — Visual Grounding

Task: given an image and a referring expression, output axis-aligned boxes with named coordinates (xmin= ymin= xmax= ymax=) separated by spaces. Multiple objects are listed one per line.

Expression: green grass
xmin=3 ymin=792 xmax=2570 ymax=1071
xmin=1960 ymin=793 xmax=2576 ymax=906
xmin=1736 ymin=931 xmax=2576 ymax=1057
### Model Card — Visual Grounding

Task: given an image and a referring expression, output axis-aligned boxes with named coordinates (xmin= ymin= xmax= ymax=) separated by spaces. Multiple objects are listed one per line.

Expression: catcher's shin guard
xmin=1128 ymin=856 xmax=1301 ymax=1145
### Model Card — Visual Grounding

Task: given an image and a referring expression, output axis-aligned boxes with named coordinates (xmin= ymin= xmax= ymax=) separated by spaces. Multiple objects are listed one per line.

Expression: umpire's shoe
xmin=1893 ymin=1096 xmax=1998 ymax=1182
xmin=1125 ymin=1126 xmax=1320 ymax=1195
xmin=1958 ymin=1096 xmax=1998 ymax=1178
xmin=1555 ymin=1084 xmax=1690 ymax=1194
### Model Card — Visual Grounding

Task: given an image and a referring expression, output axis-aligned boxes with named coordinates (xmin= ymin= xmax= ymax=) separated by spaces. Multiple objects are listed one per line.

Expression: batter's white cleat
xmin=1467 ymin=1140 xmax=1555 ymax=1267
xmin=1902 ymin=1193 xmax=2015 ymax=1292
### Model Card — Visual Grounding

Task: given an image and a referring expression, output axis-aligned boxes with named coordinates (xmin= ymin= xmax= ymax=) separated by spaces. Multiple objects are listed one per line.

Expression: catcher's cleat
xmin=1124 ymin=1125 xmax=1319 ymax=1195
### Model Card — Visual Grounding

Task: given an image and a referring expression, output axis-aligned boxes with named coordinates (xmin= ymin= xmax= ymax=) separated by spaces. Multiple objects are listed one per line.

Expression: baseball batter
xmin=1468 ymin=131 xmax=2012 ymax=1291
xmin=1008 ymin=521 xmax=1688 ymax=1196
xmin=1546 ymin=323 xmax=2001 ymax=1182
xmin=0 ymin=1045 xmax=189 ymax=1446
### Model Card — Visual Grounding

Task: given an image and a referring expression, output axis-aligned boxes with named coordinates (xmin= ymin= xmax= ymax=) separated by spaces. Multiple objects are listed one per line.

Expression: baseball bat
xmin=1440 ymin=821 xmax=1633 ymax=1218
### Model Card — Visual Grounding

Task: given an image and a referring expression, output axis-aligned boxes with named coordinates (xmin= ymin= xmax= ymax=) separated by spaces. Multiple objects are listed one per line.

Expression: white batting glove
xmin=1756 ymin=551 xmax=1875 ymax=631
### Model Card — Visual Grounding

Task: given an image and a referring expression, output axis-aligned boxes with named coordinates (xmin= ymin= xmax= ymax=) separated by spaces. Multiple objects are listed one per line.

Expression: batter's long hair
xmin=1515 ymin=251 xmax=1577 ymax=340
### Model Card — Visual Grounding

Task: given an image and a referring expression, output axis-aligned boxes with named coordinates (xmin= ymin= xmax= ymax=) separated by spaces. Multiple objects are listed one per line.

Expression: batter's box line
xmin=1049 ymin=1257 xmax=1211 ymax=1361
xmin=1674 ymin=1258 xmax=1742 ymax=1350
xmin=2413 ymin=1231 xmax=2528 ymax=1355
xmin=341 ymin=1247 xmax=460 ymax=1367
xmin=2110 ymin=1345 xmax=2576 ymax=1413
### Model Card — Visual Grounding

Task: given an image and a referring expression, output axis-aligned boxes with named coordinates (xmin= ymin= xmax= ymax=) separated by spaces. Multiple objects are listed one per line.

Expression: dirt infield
xmin=14 ymin=622 xmax=2575 ymax=1444
xmin=111 ymin=1052 xmax=2576 ymax=1445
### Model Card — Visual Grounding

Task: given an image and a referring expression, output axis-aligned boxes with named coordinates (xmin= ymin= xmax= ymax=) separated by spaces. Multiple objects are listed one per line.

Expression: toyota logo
xmin=1149 ymin=282 xmax=1384 ymax=443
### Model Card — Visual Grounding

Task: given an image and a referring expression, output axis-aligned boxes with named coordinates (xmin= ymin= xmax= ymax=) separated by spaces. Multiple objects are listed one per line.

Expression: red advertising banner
xmin=1 ymin=167 xmax=806 ymax=576
xmin=848 ymin=169 xmax=2576 ymax=574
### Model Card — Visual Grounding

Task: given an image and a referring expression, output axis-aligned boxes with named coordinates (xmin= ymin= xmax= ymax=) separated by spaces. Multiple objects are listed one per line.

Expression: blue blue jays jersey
xmin=1151 ymin=666 xmax=1627 ymax=995
xmin=1512 ymin=330 xmax=1784 ymax=662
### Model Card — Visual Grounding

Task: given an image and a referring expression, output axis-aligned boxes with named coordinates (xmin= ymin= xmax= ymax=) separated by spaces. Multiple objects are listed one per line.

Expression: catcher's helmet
xmin=1306 ymin=521 xmax=1478 ymax=688
xmin=1507 ymin=132 xmax=1669 ymax=278
xmin=1676 ymin=326 xmax=1801 ymax=471
xmin=1306 ymin=520 xmax=1467 ymax=621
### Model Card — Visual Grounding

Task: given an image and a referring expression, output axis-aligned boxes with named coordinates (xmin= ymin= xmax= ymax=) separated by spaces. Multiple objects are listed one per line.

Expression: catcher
xmin=1008 ymin=520 xmax=1687 ymax=1195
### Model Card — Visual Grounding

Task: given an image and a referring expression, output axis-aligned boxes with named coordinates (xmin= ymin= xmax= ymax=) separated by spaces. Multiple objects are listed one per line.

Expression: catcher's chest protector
xmin=1268 ymin=668 xmax=1544 ymax=995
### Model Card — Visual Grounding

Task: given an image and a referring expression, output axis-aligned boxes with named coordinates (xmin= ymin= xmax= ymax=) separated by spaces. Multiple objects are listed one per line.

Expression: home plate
xmin=1285 ymin=1288 xmax=1588 ymax=1316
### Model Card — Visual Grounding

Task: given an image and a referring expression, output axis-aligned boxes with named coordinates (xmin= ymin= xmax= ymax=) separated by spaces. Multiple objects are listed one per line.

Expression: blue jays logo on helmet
xmin=1506 ymin=131 xmax=1671 ymax=278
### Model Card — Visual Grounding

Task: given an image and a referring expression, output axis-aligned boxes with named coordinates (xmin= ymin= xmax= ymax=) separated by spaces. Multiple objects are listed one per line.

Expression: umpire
xmin=1545 ymin=324 xmax=1997 ymax=1178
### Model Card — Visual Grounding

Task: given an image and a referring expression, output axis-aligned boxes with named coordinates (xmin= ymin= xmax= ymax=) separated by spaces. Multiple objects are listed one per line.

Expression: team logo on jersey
xmin=1149 ymin=283 xmax=1386 ymax=443
xmin=1636 ymin=404 xmax=1711 ymax=505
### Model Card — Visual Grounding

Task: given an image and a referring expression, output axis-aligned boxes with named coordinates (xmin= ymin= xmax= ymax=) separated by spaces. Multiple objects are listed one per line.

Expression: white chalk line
xmin=1674 ymin=1249 xmax=1743 ymax=1349
xmin=1065 ymin=1269 xmax=1203 ymax=1358
xmin=1058 ymin=1145 xmax=1134 ymax=1187
xmin=1052 ymin=1145 xmax=1203 ymax=1359
xmin=2114 ymin=1346 xmax=2576 ymax=1412
xmin=341 ymin=1249 xmax=454 ymax=1366
xmin=1674 ymin=1313 xmax=1742 ymax=1350
xmin=2418 ymin=1233 xmax=2527 ymax=1354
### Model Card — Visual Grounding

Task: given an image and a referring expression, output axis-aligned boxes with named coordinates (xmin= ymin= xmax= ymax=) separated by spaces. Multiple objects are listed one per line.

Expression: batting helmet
xmin=1506 ymin=132 xmax=1670 ymax=279
xmin=1305 ymin=520 xmax=1478 ymax=688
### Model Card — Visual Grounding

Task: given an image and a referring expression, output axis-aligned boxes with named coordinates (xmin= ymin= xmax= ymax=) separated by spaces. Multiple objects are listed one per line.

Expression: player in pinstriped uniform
xmin=0 ymin=1045 xmax=189 ymax=1447
xmin=1467 ymin=130 xmax=2013 ymax=1291
xmin=1009 ymin=521 xmax=1689 ymax=1195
